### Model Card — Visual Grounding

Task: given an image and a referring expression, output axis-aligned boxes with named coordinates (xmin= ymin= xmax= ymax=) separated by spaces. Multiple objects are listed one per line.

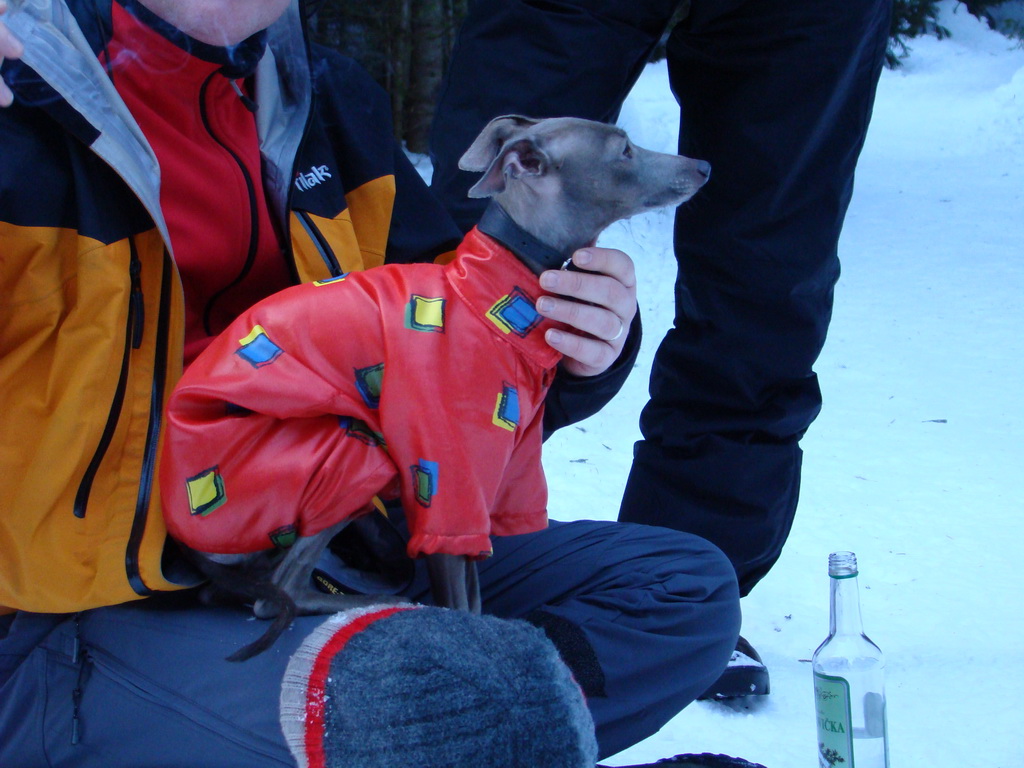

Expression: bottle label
xmin=814 ymin=671 xmax=854 ymax=767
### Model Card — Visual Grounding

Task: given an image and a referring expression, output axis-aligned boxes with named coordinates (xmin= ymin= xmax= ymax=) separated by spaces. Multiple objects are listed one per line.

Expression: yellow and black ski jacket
xmin=0 ymin=0 xmax=637 ymax=615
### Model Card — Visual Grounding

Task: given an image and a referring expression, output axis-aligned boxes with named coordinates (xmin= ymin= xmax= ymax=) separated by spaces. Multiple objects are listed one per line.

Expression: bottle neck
xmin=829 ymin=572 xmax=865 ymax=637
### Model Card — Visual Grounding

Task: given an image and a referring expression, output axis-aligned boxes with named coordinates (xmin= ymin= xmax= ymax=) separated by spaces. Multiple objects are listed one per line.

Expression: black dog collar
xmin=477 ymin=203 xmax=573 ymax=273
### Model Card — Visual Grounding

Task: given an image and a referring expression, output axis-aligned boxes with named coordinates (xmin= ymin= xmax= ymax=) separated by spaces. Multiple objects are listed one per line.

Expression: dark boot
xmin=697 ymin=636 xmax=770 ymax=700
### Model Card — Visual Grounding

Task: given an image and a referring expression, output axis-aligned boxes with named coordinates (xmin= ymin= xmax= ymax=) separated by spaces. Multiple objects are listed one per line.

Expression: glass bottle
xmin=812 ymin=551 xmax=890 ymax=768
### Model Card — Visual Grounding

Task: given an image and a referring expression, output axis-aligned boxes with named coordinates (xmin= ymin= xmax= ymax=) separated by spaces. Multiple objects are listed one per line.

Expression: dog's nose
xmin=696 ymin=160 xmax=711 ymax=180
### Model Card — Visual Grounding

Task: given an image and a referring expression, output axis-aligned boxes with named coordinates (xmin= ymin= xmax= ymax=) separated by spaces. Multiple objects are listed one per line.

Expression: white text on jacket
xmin=295 ymin=165 xmax=333 ymax=191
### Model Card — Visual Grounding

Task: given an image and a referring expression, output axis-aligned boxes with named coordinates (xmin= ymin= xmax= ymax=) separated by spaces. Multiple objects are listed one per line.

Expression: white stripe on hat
xmin=279 ymin=604 xmax=423 ymax=768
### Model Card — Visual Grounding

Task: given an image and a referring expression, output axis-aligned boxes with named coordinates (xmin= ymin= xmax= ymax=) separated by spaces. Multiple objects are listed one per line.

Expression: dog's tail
xmin=225 ymin=579 xmax=296 ymax=663
xmin=183 ymin=548 xmax=298 ymax=662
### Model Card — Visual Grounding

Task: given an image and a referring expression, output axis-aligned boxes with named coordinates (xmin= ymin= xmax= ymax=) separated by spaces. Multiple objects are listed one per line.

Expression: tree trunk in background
xmin=405 ymin=0 xmax=445 ymax=153
xmin=390 ymin=0 xmax=414 ymax=147
xmin=307 ymin=0 xmax=468 ymax=152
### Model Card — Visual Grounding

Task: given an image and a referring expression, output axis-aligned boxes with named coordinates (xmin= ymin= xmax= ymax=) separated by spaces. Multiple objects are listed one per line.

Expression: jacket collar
xmin=445 ymin=228 xmax=565 ymax=371
xmin=1 ymin=0 xmax=311 ymax=248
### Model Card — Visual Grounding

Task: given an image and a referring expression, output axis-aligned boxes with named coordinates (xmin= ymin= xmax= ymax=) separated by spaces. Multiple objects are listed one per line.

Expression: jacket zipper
xmin=73 ymin=239 xmax=144 ymax=518
xmin=125 ymin=251 xmax=173 ymax=596
xmin=129 ymin=246 xmax=146 ymax=347
xmin=198 ymin=72 xmax=261 ymax=335
xmin=295 ymin=208 xmax=343 ymax=276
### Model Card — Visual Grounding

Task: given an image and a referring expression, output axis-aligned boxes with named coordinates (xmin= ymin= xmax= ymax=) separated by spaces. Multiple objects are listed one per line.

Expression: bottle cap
xmin=828 ymin=551 xmax=858 ymax=578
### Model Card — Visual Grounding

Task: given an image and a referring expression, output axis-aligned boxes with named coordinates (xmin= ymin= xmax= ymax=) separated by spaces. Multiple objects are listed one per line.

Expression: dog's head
xmin=459 ymin=115 xmax=709 ymax=251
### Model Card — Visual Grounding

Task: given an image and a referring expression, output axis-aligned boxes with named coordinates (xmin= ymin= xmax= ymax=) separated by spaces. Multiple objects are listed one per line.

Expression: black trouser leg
xmin=620 ymin=0 xmax=891 ymax=594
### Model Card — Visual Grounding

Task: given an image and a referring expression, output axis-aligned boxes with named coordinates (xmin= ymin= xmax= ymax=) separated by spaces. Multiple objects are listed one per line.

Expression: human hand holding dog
xmin=0 ymin=1 xmax=23 ymax=107
xmin=537 ymin=246 xmax=638 ymax=378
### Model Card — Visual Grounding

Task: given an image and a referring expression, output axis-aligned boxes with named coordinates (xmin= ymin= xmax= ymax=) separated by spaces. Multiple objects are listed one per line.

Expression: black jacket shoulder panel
xmin=2 ymin=59 xmax=100 ymax=147
xmin=0 ymin=93 xmax=152 ymax=241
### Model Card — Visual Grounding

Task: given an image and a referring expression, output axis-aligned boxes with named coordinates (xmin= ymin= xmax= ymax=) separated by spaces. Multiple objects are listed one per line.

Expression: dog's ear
xmin=461 ymin=117 xmax=551 ymax=199
xmin=466 ymin=139 xmax=551 ymax=198
xmin=461 ymin=116 xmax=551 ymax=199
xmin=459 ymin=115 xmax=540 ymax=172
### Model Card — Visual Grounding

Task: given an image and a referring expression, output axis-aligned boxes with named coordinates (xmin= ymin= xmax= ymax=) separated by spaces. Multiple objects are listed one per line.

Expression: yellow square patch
xmin=405 ymin=295 xmax=446 ymax=333
xmin=185 ymin=467 xmax=227 ymax=517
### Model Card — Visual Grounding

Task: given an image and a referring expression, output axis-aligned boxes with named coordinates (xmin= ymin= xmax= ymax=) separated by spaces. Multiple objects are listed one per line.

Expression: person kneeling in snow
xmin=0 ymin=1 xmax=738 ymax=765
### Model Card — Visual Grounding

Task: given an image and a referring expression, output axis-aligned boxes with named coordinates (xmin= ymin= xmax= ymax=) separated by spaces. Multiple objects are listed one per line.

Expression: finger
xmin=545 ymin=327 xmax=621 ymax=378
xmin=536 ymin=294 xmax=624 ymax=342
xmin=570 ymin=247 xmax=637 ymax=289
xmin=539 ymin=268 xmax=635 ymax=322
xmin=0 ymin=7 xmax=24 ymax=58
xmin=0 ymin=7 xmax=25 ymax=108
xmin=539 ymin=247 xmax=637 ymax=319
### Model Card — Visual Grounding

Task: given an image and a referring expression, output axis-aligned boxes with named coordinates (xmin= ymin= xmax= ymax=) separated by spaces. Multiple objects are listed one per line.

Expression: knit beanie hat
xmin=280 ymin=604 xmax=598 ymax=768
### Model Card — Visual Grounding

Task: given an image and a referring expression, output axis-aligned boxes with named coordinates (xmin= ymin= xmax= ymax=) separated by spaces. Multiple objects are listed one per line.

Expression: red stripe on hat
xmin=304 ymin=606 xmax=416 ymax=768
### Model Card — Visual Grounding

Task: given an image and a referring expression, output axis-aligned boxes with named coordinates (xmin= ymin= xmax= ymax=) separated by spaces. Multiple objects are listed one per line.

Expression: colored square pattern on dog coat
xmin=161 ymin=228 xmax=564 ymax=558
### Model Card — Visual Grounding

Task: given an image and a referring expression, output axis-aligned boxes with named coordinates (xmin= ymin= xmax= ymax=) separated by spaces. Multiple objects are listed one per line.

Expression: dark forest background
xmin=306 ymin=0 xmax=469 ymax=154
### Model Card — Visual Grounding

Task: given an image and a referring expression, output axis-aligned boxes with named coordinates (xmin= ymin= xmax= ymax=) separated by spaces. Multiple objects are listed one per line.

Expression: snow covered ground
xmin=538 ymin=4 xmax=1024 ymax=766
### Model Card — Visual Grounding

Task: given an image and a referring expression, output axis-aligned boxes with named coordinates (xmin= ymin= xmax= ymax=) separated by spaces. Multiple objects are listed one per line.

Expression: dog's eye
xmin=622 ymin=143 xmax=633 ymax=159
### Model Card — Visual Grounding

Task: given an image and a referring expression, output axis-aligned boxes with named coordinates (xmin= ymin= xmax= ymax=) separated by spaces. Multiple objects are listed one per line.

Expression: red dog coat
xmin=161 ymin=228 xmax=564 ymax=559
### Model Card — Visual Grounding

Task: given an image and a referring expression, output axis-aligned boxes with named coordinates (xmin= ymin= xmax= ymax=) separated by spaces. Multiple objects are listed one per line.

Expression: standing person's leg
xmin=429 ymin=0 xmax=680 ymax=233
xmin=0 ymin=521 xmax=738 ymax=766
xmin=619 ymin=0 xmax=892 ymax=593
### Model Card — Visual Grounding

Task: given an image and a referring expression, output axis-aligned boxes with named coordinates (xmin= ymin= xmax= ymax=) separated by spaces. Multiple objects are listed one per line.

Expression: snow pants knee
xmin=0 ymin=519 xmax=739 ymax=765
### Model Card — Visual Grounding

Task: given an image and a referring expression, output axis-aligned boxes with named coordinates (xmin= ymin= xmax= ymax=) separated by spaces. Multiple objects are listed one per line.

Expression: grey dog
xmin=185 ymin=115 xmax=709 ymax=661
